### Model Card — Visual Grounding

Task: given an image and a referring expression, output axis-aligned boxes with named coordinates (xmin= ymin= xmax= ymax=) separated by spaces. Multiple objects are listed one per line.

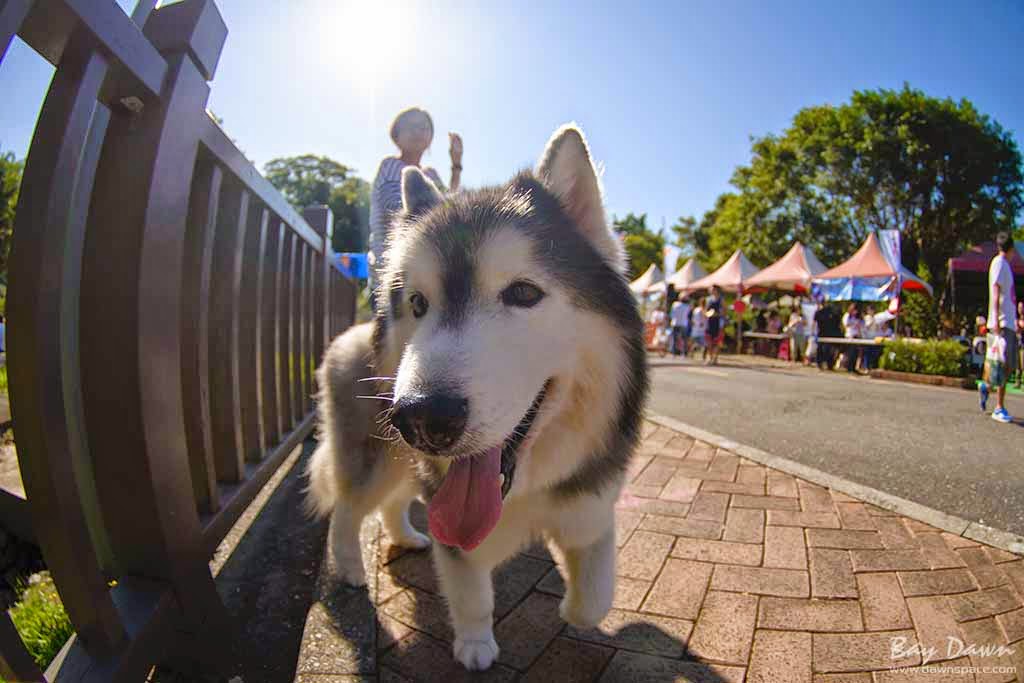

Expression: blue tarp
xmin=335 ymin=252 xmax=369 ymax=279
xmin=812 ymin=277 xmax=898 ymax=302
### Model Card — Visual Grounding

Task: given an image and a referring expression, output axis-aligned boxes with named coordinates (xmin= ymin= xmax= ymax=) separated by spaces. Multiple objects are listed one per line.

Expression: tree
xmin=264 ymin=154 xmax=370 ymax=253
xmin=0 ymin=150 xmax=23 ymax=286
xmin=699 ymin=86 xmax=1024 ymax=296
xmin=612 ymin=212 xmax=665 ymax=280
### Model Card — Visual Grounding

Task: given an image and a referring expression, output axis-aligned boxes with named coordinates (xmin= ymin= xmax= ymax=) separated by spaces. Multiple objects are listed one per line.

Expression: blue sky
xmin=2 ymin=0 xmax=1023 ymax=234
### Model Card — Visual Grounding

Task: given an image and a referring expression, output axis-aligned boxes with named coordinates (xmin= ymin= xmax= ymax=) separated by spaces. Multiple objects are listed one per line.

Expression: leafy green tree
xmin=699 ymin=86 xmax=1024 ymax=296
xmin=264 ymin=154 xmax=370 ymax=253
xmin=0 ymin=150 xmax=24 ymax=286
xmin=613 ymin=212 xmax=665 ymax=280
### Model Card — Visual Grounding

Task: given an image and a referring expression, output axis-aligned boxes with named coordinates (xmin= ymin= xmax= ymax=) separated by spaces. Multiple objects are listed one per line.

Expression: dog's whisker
xmin=357 ymin=376 xmax=396 ymax=383
xmin=356 ymin=395 xmax=394 ymax=401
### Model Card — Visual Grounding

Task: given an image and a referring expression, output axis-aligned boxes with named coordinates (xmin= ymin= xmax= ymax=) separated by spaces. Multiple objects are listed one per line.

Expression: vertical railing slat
xmin=208 ymin=180 xmax=248 ymax=482
xmin=278 ymin=230 xmax=294 ymax=430
xmin=260 ymin=217 xmax=281 ymax=446
xmin=237 ymin=205 xmax=268 ymax=461
xmin=181 ymin=157 xmax=222 ymax=514
xmin=291 ymin=237 xmax=305 ymax=422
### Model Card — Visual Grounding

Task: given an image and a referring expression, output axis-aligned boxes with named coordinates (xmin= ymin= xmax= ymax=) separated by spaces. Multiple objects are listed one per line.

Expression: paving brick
xmin=870 ymin=657 xmax=974 ymax=683
xmin=747 ymin=630 xmax=812 ymax=683
xmin=857 ymin=573 xmax=914 ymax=630
xmin=767 ymin=470 xmax=799 ymax=498
xmin=566 ymin=609 xmax=693 ymax=659
xmin=850 ymin=549 xmax=930 ymax=572
xmin=799 ymin=481 xmax=836 ymax=513
xmin=379 ymin=587 xmax=453 ymax=643
xmin=915 ymin=533 xmax=968 ymax=570
xmin=494 ymin=555 xmax=553 ymax=619
xmin=686 ymin=441 xmax=716 ymax=465
xmin=996 ymin=607 xmax=1024 ymax=644
xmin=812 ymin=630 xmax=920 ymax=672
xmin=521 ymin=637 xmax=614 ymax=683
xmin=614 ymin=509 xmax=644 ymax=548
xmin=723 ymin=507 xmax=765 ymax=544
xmin=764 ymin=525 xmax=807 ymax=570
xmin=687 ymin=491 xmax=730 ymax=522
xmin=700 ymin=479 xmax=766 ymax=496
xmin=704 ymin=455 xmax=740 ymax=483
xmin=688 ymin=590 xmax=758 ymax=665
xmin=634 ymin=462 xmax=676 ymax=488
xmin=640 ymin=421 xmax=658 ymax=439
xmin=829 ymin=490 xmax=861 ymax=504
xmin=986 ymin=547 xmax=1022 ymax=563
xmin=613 ymin=576 xmax=652 ymax=611
xmin=641 ymin=558 xmax=713 ymax=620
xmin=598 ymin=651 xmax=745 ymax=683
xmin=617 ymin=495 xmax=691 ymax=518
xmin=959 ymin=616 xmax=1016 ymax=682
xmin=737 ymin=464 xmax=767 ymax=490
xmin=535 ymin=566 xmax=565 ymax=596
xmin=711 ymin=564 xmax=810 ymax=597
xmin=671 ymin=538 xmax=763 ymax=566
xmin=495 ymin=592 xmax=565 ymax=670
xmin=810 ymin=549 xmax=858 ymax=598
xmin=807 ymin=529 xmax=884 ymax=550
xmin=732 ymin=494 xmax=801 ymax=510
xmin=904 ymin=518 xmax=939 ymax=534
xmin=378 ymin=614 xmax=414 ymax=652
xmin=659 ymin=473 xmax=703 ymax=503
xmin=835 ymin=502 xmax=877 ymax=531
xmin=906 ymin=596 xmax=963 ymax=662
xmin=625 ymin=483 xmax=664 ymax=499
xmin=767 ymin=510 xmax=841 ymax=529
xmin=940 ymin=533 xmax=980 ymax=550
xmin=651 ymin=455 xmax=691 ymax=469
xmin=645 ymin=427 xmax=675 ymax=447
xmin=897 ymin=568 xmax=978 ymax=597
xmin=866 ymin=504 xmax=900 ymax=517
xmin=666 ymin=435 xmax=696 ymax=453
xmin=873 ymin=518 xmax=917 ymax=549
xmin=639 ymin=514 xmax=723 ymax=540
xmin=958 ymin=546 xmax=1009 ymax=589
xmin=946 ymin=585 xmax=1022 ymax=622
xmin=381 ymin=632 xmax=517 ymax=682
xmin=1004 ymin=561 xmax=1024 ymax=595
xmin=617 ymin=530 xmax=674 ymax=581
xmin=758 ymin=597 xmax=863 ymax=632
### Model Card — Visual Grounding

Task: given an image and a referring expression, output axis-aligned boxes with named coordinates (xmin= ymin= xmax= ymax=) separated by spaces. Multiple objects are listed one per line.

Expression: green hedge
xmin=879 ymin=339 xmax=967 ymax=377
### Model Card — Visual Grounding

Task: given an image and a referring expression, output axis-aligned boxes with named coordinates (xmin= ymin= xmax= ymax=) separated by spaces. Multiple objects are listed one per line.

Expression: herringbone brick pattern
xmin=295 ymin=421 xmax=1024 ymax=682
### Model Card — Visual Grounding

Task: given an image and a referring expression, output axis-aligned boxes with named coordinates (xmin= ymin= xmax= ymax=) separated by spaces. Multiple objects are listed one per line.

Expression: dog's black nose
xmin=391 ymin=393 xmax=469 ymax=453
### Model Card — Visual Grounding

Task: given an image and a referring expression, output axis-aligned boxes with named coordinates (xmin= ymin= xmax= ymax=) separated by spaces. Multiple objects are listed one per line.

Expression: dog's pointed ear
xmin=536 ymin=124 xmax=625 ymax=272
xmin=401 ymin=166 xmax=443 ymax=217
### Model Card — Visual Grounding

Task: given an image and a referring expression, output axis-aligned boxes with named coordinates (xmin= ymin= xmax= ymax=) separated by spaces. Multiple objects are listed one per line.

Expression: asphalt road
xmin=647 ymin=355 xmax=1024 ymax=538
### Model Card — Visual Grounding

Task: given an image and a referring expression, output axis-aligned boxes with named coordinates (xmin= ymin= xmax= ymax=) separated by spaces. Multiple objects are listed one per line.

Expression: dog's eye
xmin=410 ymin=292 xmax=429 ymax=318
xmin=501 ymin=281 xmax=545 ymax=308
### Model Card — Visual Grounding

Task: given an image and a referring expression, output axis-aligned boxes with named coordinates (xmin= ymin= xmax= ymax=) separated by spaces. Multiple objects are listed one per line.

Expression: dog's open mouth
xmin=427 ymin=380 xmax=551 ymax=552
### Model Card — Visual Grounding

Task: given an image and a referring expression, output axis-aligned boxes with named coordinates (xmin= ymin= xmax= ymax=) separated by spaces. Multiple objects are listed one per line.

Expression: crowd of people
xmin=654 ymin=292 xmax=895 ymax=374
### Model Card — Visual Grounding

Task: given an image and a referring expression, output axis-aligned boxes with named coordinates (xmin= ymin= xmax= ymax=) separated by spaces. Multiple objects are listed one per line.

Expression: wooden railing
xmin=1 ymin=1 xmax=356 ymax=680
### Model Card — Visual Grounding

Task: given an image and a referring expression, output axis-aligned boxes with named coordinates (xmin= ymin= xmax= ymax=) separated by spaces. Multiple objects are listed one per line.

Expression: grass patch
xmin=8 ymin=572 xmax=73 ymax=671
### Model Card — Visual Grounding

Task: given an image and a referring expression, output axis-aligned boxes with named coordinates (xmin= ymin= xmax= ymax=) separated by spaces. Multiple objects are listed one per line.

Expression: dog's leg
xmin=379 ymin=483 xmax=430 ymax=550
xmin=433 ymin=546 xmax=498 ymax=671
xmin=557 ymin=526 xmax=615 ymax=629
xmin=330 ymin=502 xmax=368 ymax=587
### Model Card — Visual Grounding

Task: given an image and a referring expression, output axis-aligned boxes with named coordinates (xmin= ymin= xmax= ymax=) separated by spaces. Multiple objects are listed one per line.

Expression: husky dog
xmin=307 ymin=124 xmax=648 ymax=671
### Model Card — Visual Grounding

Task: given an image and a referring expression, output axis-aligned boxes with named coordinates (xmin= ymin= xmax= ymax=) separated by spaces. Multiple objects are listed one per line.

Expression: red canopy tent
xmin=685 ymin=249 xmax=760 ymax=293
xmin=946 ymin=241 xmax=1024 ymax=313
xmin=745 ymin=242 xmax=827 ymax=293
xmin=814 ymin=233 xmax=932 ymax=296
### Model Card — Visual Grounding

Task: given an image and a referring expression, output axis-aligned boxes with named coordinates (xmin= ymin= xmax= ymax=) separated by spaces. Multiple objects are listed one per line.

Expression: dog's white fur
xmin=307 ymin=125 xmax=638 ymax=671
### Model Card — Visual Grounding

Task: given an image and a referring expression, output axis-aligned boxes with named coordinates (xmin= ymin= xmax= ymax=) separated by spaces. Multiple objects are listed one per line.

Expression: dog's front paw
xmin=453 ymin=634 xmax=499 ymax=671
xmin=560 ymin=595 xmax=610 ymax=630
xmin=334 ymin=556 xmax=367 ymax=587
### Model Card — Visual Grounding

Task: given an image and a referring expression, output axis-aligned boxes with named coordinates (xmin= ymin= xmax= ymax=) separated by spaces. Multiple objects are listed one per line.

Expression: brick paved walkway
xmin=295 ymin=421 xmax=1024 ymax=682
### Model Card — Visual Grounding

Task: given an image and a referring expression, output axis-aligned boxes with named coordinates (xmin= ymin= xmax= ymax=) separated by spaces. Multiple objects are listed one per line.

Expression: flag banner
xmin=663 ymin=245 xmax=682 ymax=280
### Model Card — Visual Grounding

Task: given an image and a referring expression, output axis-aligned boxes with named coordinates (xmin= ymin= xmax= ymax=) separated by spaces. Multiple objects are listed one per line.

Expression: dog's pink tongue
xmin=427 ymin=446 xmax=502 ymax=551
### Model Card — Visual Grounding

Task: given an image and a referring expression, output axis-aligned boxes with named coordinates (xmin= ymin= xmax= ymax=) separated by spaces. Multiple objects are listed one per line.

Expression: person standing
xmin=786 ymin=306 xmax=805 ymax=364
xmin=368 ymin=107 xmax=463 ymax=305
xmin=841 ymin=304 xmax=863 ymax=372
xmin=1016 ymin=300 xmax=1024 ymax=388
xmin=669 ymin=295 xmax=691 ymax=357
xmin=690 ymin=300 xmax=707 ymax=361
xmin=979 ymin=232 xmax=1018 ymax=423
xmin=705 ymin=285 xmax=724 ymax=365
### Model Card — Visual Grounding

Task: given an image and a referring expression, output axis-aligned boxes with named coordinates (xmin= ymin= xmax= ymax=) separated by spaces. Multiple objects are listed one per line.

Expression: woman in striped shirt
xmin=368 ymin=107 xmax=463 ymax=300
